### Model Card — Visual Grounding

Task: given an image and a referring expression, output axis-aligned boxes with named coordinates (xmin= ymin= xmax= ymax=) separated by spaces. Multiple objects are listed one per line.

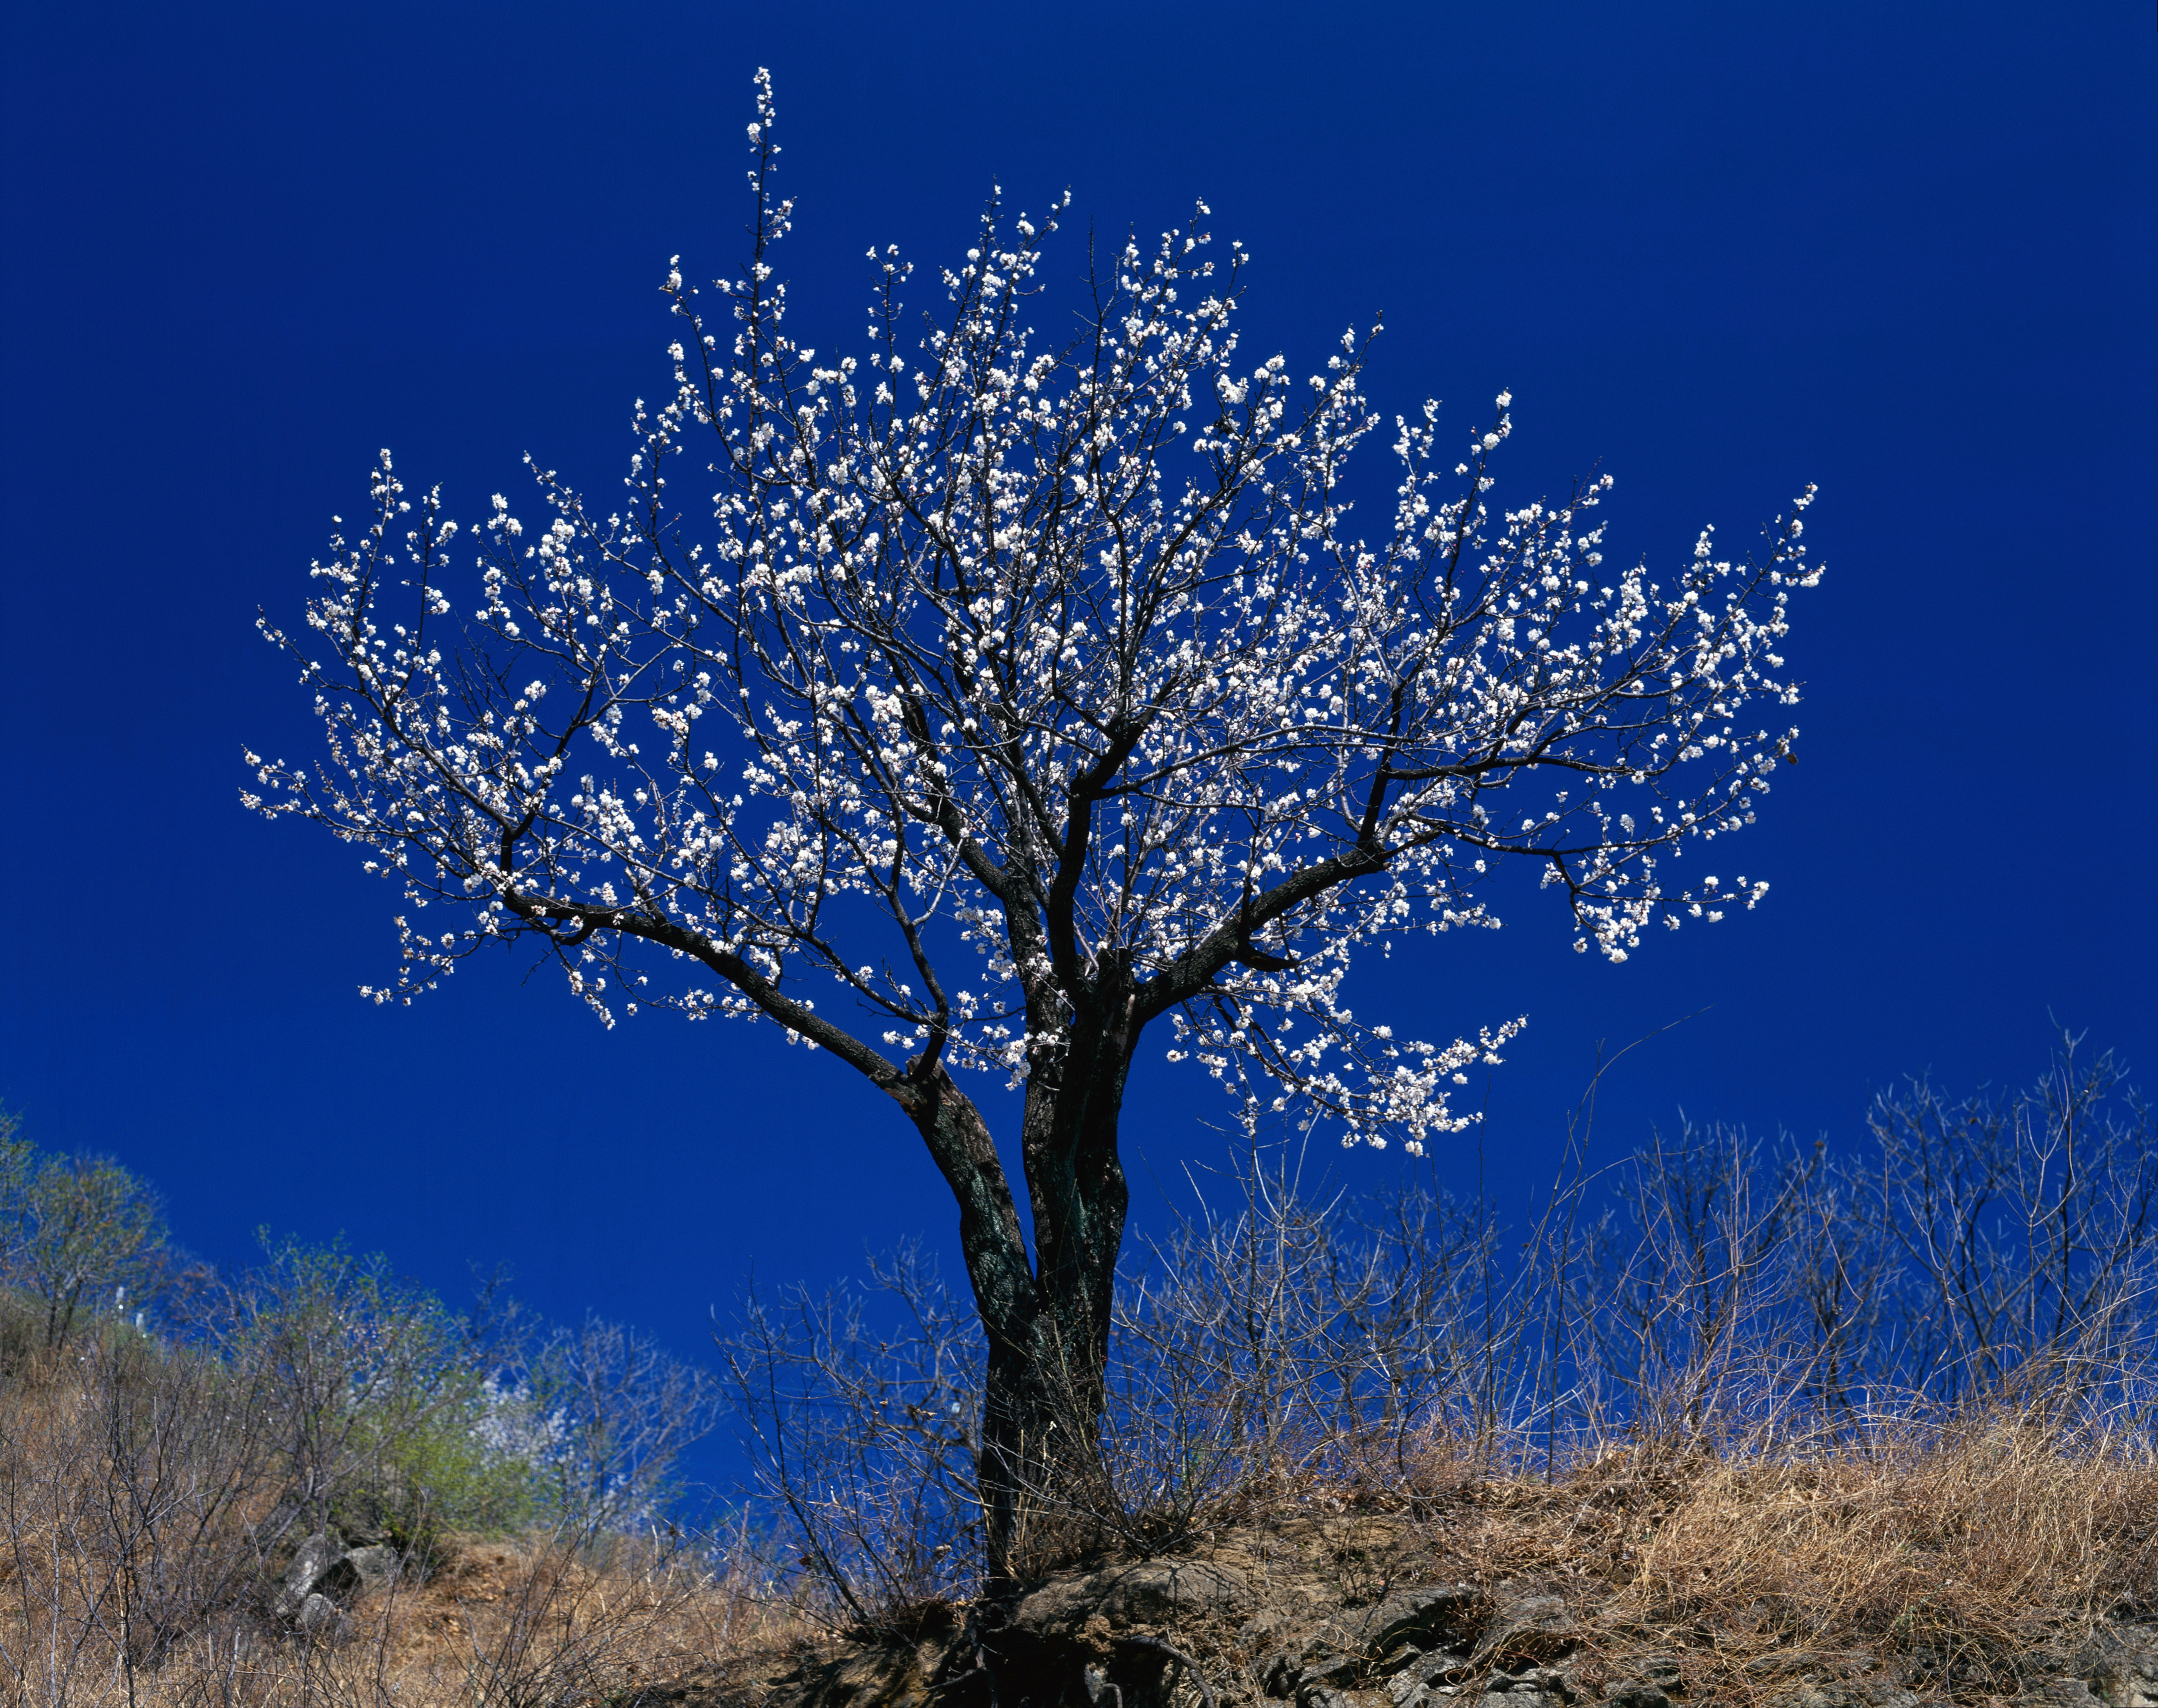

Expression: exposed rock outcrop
xmin=728 ymin=1514 xmax=2158 ymax=1708
xmin=271 ymin=1532 xmax=406 ymax=1638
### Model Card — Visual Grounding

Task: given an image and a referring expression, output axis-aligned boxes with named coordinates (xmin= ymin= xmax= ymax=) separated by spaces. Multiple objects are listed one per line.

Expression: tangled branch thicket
xmin=724 ymin=1034 xmax=2158 ymax=1637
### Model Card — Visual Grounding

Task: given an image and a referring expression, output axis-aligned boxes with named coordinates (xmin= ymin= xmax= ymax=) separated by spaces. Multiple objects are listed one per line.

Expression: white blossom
xmin=248 ymin=71 xmax=1820 ymax=1153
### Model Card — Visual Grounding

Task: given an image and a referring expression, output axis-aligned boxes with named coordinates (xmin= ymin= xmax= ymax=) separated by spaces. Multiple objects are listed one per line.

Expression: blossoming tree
xmin=247 ymin=72 xmax=1821 ymax=1574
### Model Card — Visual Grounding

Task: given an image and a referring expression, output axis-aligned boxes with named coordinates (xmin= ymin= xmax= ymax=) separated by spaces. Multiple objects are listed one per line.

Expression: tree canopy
xmin=247 ymin=72 xmax=1818 ymax=1158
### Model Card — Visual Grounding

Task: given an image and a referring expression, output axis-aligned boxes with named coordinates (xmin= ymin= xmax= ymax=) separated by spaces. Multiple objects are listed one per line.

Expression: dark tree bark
xmin=901 ymin=971 xmax=1136 ymax=1581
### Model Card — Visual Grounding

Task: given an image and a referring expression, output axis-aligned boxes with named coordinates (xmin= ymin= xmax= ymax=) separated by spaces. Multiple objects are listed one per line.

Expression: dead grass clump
xmin=0 ymin=1523 xmax=808 ymax=1708
xmin=1621 ymin=1417 xmax=2158 ymax=1659
xmin=339 ymin=1530 xmax=755 ymax=1707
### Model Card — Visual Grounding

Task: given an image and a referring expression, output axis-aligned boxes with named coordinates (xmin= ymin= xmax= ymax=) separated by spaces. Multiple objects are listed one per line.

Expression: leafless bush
xmin=726 ymin=1032 xmax=2158 ymax=1611
xmin=1089 ymin=1150 xmax=1501 ymax=1537
xmin=1490 ymin=1031 xmax=2158 ymax=1475
xmin=718 ymin=1243 xmax=984 ymax=1629
xmin=0 ymin=1328 xmax=280 ymax=1705
xmin=1863 ymin=1036 xmax=2158 ymax=1410
xmin=513 ymin=1316 xmax=724 ymax=1534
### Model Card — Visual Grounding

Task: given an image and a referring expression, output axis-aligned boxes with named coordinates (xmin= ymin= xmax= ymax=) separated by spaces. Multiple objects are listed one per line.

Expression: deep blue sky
xmin=2 ymin=2 xmax=2152 ymax=1391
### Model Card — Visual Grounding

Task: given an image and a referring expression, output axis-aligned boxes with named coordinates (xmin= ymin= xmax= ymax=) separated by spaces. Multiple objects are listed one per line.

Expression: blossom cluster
xmin=246 ymin=70 xmax=1820 ymax=1152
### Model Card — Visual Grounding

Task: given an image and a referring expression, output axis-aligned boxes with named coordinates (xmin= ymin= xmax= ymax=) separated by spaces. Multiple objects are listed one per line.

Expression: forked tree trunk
xmin=906 ymin=997 xmax=1134 ymax=1585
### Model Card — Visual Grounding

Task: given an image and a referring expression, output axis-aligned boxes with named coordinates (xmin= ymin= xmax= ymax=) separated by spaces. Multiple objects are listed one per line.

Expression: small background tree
xmin=4 ymin=1146 xmax=167 ymax=1352
xmin=246 ymin=72 xmax=1822 ymax=1578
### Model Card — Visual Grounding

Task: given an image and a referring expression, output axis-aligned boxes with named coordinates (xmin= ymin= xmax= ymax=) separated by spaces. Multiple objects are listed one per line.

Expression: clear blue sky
xmin=2 ymin=2 xmax=2152 ymax=1392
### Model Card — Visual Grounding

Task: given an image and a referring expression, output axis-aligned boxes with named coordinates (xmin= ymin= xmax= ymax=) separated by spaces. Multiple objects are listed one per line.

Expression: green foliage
xmin=21 ymin=1152 xmax=166 ymax=1349
xmin=336 ymin=1365 xmax=547 ymax=1550
xmin=216 ymin=1232 xmax=507 ymax=1547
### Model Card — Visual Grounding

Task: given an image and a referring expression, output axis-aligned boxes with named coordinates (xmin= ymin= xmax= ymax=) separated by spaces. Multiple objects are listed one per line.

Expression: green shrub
xmin=334 ymin=1365 xmax=547 ymax=1551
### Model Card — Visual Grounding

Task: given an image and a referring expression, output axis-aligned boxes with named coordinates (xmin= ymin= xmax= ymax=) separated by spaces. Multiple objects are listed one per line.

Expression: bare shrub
xmin=1863 ymin=1037 xmax=2158 ymax=1409
xmin=512 ymin=1316 xmax=724 ymax=1533
xmin=0 ymin=1328 xmax=275 ymax=1704
xmin=719 ymin=1243 xmax=983 ymax=1630
xmin=725 ymin=1032 xmax=2158 ymax=1648
xmin=1093 ymin=1150 xmax=1500 ymax=1539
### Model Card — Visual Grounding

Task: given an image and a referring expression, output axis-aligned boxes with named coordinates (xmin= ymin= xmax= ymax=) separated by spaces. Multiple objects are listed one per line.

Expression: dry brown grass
xmin=1260 ymin=1412 xmax=2158 ymax=1702
xmin=1609 ymin=1420 xmax=2158 ymax=1683
xmin=0 ymin=1333 xmax=802 ymax=1708
xmin=0 ymin=1521 xmax=814 ymax=1708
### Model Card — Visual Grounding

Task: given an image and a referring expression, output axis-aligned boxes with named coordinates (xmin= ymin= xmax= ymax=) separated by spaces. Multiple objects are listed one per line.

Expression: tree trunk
xmin=906 ymin=993 xmax=1135 ymax=1585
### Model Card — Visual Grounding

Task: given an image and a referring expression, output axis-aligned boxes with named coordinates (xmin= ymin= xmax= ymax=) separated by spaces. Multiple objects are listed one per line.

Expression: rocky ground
xmin=650 ymin=1514 xmax=2158 ymax=1708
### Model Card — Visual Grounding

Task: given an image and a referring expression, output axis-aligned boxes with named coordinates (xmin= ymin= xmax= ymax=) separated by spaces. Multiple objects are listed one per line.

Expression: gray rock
xmin=1296 ymin=1651 xmax=1365 ymax=1692
xmin=294 ymin=1591 xmax=341 ymax=1639
xmin=1355 ymin=1588 xmax=1482 ymax=1661
xmin=275 ymin=1533 xmax=341 ymax=1618
xmin=1473 ymin=1595 xmax=1577 ymax=1667
xmin=1847 ymin=1681 xmax=1921 ymax=1708
xmin=1259 ymin=1648 xmax=1374 ymax=1705
xmin=2020 ymin=1685 xmax=2102 ymax=1708
xmin=1770 ymin=1684 xmax=1917 ymax=1708
xmin=1388 ymin=1651 xmax=1472 ymax=1695
xmin=1391 ymin=1670 xmax=1437 ymax=1707
xmin=338 ymin=1545 xmax=402 ymax=1595
xmin=1485 ymin=1667 xmax=1567 ymax=1694
xmin=1478 ymin=1666 xmax=1569 ymax=1708
xmin=2077 ymin=1628 xmax=2158 ymax=1708
xmin=1602 ymin=1688 xmax=1669 ymax=1708
xmin=274 ymin=1533 xmax=400 ymax=1626
xmin=1011 ymin=1558 xmax=1254 ymax=1636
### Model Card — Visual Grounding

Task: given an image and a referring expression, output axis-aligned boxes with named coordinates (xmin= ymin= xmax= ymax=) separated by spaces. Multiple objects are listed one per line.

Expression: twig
xmin=1117 ymin=1633 xmax=1219 ymax=1708
xmin=1083 ymin=1663 xmax=1123 ymax=1707
xmin=933 ymin=1605 xmax=998 ymax=1706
